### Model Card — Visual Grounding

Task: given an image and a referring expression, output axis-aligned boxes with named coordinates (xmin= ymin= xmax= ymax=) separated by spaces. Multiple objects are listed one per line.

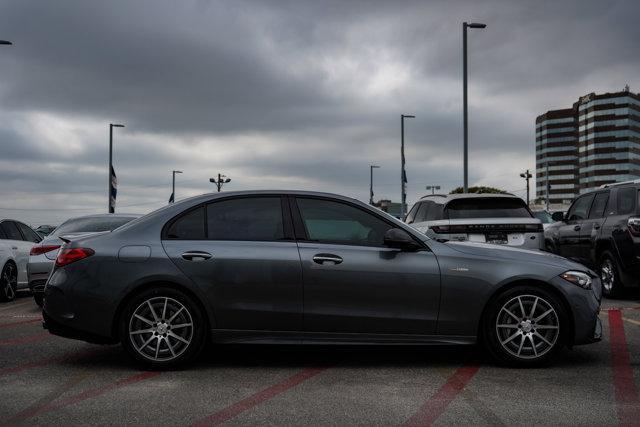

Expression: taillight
xmin=55 ymin=248 xmax=95 ymax=267
xmin=430 ymin=225 xmax=450 ymax=233
xmin=629 ymin=217 xmax=640 ymax=237
xmin=30 ymin=245 xmax=61 ymax=256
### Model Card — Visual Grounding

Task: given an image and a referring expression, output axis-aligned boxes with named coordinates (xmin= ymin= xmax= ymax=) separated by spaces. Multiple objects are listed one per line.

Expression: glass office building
xmin=536 ymin=89 xmax=640 ymax=207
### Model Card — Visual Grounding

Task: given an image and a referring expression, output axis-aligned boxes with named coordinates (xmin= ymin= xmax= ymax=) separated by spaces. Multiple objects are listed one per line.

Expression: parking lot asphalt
xmin=1 ymin=292 xmax=639 ymax=426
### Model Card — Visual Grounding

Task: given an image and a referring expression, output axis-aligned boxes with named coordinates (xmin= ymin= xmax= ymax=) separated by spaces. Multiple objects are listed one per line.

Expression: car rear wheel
xmin=0 ymin=262 xmax=18 ymax=303
xmin=33 ymin=293 xmax=44 ymax=307
xmin=599 ymin=251 xmax=622 ymax=298
xmin=120 ymin=287 xmax=206 ymax=369
xmin=483 ymin=286 xmax=566 ymax=366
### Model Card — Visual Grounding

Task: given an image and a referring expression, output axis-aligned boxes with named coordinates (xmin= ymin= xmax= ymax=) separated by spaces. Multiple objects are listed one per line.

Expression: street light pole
xmin=108 ymin=123 xmax=124 ymax=213
xmin=369 ymin=165 xmax=380 ymax=205
xmin=520 ymin=169 xmax=533 ymax=206
xmin=170 ymin=170 xmax=182 ymax=203
xmin=210 ymin=173 xmax=231 ymax=192
xmin=463 ymin=21 xmax=486 ymax=193
xmin=426 ymin=185 xmax=441 ymax=195
xmin=400 ymin=114 xmax=415 ymax=218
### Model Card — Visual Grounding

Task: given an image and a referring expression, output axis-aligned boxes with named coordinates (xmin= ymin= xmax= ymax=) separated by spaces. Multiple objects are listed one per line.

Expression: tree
xmin=449 ymin=186 xmax=508 ymax=194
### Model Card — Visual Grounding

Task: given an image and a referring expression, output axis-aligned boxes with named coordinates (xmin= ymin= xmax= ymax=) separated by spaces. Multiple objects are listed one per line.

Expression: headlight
xmin=560 ymin=271 xmax=592 ymax=289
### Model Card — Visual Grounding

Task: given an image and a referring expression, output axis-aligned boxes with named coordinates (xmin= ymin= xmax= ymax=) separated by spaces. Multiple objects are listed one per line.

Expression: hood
xmin=445 ymin=241 xmax=592 ymax=272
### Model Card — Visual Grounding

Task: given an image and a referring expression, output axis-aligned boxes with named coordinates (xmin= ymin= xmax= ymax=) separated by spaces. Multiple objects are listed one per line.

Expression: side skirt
xmin=210 ymin=329 xmax=476 ymax=346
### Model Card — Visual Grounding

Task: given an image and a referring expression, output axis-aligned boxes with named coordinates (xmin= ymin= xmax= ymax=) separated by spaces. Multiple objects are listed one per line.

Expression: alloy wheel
xmin=600 ymin=259 xmax=615 ymax=293
xmin=128 ymin=296 xmax=194 ymax=362
xmin=495 ymin=294 xmax=559 ymax=360
xmin=2 ymin=264 xmax=17 ymax=301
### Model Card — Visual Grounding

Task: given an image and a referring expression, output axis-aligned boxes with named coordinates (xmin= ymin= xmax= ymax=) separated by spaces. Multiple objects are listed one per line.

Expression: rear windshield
xmin=52 ymin=216 xmax=136 ymax=236
xmin=446 ymin=198 xmax=532 ymax=219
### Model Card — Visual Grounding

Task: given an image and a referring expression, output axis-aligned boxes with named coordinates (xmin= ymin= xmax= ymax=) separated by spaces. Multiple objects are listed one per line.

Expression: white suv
xmin=405 ymin=194 xmax=544 ymax=250
xmin=0 ymin=219 xmax=41 ymax=302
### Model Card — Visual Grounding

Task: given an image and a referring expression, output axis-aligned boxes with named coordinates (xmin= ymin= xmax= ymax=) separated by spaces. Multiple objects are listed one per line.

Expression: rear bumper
xmin=42 ymin=311 xmax=115 ymax=345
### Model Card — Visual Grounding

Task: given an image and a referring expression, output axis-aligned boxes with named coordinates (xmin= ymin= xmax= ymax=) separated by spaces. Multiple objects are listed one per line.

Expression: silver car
xmin=28 ymin=213 xmax=140 ymax=306
xmin=406 ymin=194 xmax=544 ymax=250
xmin=42 ymin=191 xmax=601 ymax=369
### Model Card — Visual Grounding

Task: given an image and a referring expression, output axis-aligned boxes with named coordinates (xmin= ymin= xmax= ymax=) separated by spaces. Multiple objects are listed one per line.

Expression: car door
xmin=578 ymin=191 xmax=609 ymax=265
xmin=0 ymin=221 xmax=31 ymax=286
xmin=161 ymin=196 xmax=303 ymax=332
xmin=557 ymin=194 xmax=594 ymax=260
xmin=292 ymin=196 xmax=441 ymax=335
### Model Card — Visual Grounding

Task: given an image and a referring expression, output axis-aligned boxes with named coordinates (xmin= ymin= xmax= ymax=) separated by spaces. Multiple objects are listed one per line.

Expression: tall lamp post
xmin=169 ymin=170 xmax=183 ymax=203
xmin=400 ymin=114 xmax=415 ymax=218
xmin=520 ymin=169 xmax=532 ymax=206
xmin=369 ymin=165 xmax=380 ymax=205
xmin=210 ymin=173 xmax=231 ymax=192
xmin=108 ymin=123 xmax=125 ymax=213
xmin=462 ymin=21 xmax=486 ymax=193
xmin=426 ymin=185 xmax=441 ymax=195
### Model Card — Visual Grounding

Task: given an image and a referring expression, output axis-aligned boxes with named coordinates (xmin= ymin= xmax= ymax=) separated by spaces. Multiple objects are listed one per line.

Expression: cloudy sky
xmin=1 ymin=0 xmax=638 ymax=225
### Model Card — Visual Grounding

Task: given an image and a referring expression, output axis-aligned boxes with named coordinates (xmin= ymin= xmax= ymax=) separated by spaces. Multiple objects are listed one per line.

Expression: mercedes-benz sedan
xmin=43 ymin=191 xmax=602 ymax=368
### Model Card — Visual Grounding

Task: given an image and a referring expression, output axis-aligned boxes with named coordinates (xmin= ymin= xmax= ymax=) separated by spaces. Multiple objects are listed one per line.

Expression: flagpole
xmin=109 ymin=123 xmax=124 ymax=213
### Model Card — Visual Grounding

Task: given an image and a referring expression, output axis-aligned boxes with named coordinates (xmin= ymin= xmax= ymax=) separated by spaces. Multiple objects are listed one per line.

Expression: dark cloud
xmin=0 ymin=0 xmax=638 ymax=224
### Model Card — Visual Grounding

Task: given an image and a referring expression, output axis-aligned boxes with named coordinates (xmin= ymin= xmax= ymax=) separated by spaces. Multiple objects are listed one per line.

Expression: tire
xmin=482 ymin=285 xmax=567 ymax=367
xmin=599 ymin=251 xmax=623 ymax=298
xmin=34 ymin=293 xmax=44 ymax=307
xmin=119 ymin=287 xmax=206 ymax=369
xmin=0 ymin=262 xmax=18 ymax=303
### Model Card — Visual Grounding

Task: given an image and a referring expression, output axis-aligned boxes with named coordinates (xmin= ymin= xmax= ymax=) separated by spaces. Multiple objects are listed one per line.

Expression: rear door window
xmin=0 ymin=221 xmax=23 ymax=241
xmin=16 ymin=222 xmax=41 ymax=243
xmin=616 ymin=187 xmax=636 ymax=215
xmin=405 ymin=203 xmax=420 ymax=224
xmin=206 ymin=197 xmax=284 ymax=241
xmin=165 ymin=207 xmax=206 ymax=240
xmin=414 ymin=202 xmax=431 ymax=223
xmin=445 ymin=198 xmax=532 ymax=219
xmin=588 ymin=192 xmax=609 ymax=219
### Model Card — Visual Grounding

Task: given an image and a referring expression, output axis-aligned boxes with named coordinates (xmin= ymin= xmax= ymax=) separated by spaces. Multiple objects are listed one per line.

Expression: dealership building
xmin=535 ymin=89 xmax=640 ymax=207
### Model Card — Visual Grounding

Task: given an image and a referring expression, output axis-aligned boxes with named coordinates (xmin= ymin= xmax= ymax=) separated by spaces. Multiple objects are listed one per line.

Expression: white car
xmin=0 ymin=219 xmax=42 ymax=302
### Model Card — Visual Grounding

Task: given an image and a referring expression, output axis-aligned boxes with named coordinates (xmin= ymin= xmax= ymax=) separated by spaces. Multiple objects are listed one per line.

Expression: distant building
xmin=373 ymin=199 xmax=402 ymax=218
xmin=536 ymin=88 xmax=640 ymax=207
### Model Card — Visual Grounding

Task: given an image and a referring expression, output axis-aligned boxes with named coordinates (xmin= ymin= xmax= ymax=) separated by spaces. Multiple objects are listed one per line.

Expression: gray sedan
xmin=28 ymin=213 xmax=140 ymax=306
xmin=42 ymin=191 xmax=602 ymax=368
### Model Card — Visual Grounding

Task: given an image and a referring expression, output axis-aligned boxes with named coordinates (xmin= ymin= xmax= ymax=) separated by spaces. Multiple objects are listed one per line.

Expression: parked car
xmin=0 ymin=219 xmax=42 ymax=301
xmin=545 ymin=180 xmax=640 ymax=297
xmin=43 ymin=191 xmax=601 ymax=368
xmin=34 ymin=225 xmax=57 ymax=236
xmin=28 ymin=213 xmax=141 ymax=306
xmin=532 ymin=210 xmax=554 ymax=230
xmin=406 ymin=194 xmax=544 ymax=250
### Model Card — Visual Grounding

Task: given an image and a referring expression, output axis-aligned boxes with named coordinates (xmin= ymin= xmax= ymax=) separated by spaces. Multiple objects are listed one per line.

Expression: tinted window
xmin=296 ymin=198 xmax=391 ymax=247
xmin=0 ymin=226 xmax=5 ymax=239
xmin=405 ymin=203 xmax=419 ymax=224
xmin=207 ymin=197 xmax=284 ymax=241
xmin=426 ymin=203 xmax=444 ymax=221
xmin=0 ymin=222 xmax=23 ymax=241
xmin=165 ymin=207 xmax=205 ymax=239
xmin=567 ymin=194 xmax=595 ymax=221
xmin=446 ymin=198 xmax=531 ymax=219
xmin=616 ymin=187 xmax=636 ymax=215
xmin=589 ymin=192 xmax=609 ymax=219
xmin=16 ymin=222 xmax=41 ymax=243
xmin=414 ymin=202 xmax=431 ymax=223
xmin=52 ymin=216 xmax=136 ymax=236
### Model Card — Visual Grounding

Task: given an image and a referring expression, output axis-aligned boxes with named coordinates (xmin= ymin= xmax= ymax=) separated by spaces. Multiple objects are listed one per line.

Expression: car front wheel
xmin=483 ymin=286 xmax=566 ymax=366
xmin=120 ymin=287 xmax=206 ymax=369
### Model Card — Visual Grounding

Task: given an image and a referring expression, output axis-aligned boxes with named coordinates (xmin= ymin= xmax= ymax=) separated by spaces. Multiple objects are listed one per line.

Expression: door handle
xmin=11 ymin=246 xmax=17 ymax=250
xmin=181 ymin=251 xmax=212 ymax=261
xmin=573 ymin=225 xmax=581 ymax=231
xmin=312 ymin=254 xmax=343 ymax=265
xmin=594 ymin=224 xmax=601 ymax=230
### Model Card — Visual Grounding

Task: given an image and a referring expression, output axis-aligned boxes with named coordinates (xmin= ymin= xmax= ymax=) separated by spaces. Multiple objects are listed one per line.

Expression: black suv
xmin=545 ymin=180 xmax=640 ymax=297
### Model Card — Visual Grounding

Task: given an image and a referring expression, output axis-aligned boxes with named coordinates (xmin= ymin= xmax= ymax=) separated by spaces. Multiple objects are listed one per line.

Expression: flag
xmin=168 ymin=192 xmax=174 ymax=204
xmin=109 ymin=165 xmax=117 ymax=213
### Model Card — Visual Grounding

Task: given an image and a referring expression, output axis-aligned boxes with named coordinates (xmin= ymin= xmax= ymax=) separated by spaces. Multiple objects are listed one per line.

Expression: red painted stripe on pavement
xmin=608 ymin=309 xmax=640 ymax=426
xmin=0 ymin=317 xmax=41 ymax=329
xmin=0 ymin=347 xmax=103 ymax=377
xmin=403 ymin=364 xmax=480 ymax=427
xmin=190 ymin=366 xmax=330 ymax=426
xmin=0 ymin=332 xmax=50 ymax=346
xmin=5 ymin=371 xmax=160 ymax=423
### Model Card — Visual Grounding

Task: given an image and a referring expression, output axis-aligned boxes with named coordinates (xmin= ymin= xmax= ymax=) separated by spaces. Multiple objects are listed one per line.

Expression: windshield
xmin=446 ymin=198 xmax=532 ymax=219
xmin=533 ymin=211 xmax=553 ymax=223
xmin=52 ymin=216 xmax=136 ymax=236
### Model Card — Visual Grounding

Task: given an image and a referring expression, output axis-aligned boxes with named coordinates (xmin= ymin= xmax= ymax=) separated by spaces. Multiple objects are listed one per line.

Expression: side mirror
xmin=384 ymin=228 xmax=422 ymax=251
xmin=551 ymin=212 xmax=565 ymax=222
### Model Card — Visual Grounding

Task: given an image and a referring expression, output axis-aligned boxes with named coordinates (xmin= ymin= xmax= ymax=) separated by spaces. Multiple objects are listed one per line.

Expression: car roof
xmin=418 ymin=193 xmax=521 ymax=204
